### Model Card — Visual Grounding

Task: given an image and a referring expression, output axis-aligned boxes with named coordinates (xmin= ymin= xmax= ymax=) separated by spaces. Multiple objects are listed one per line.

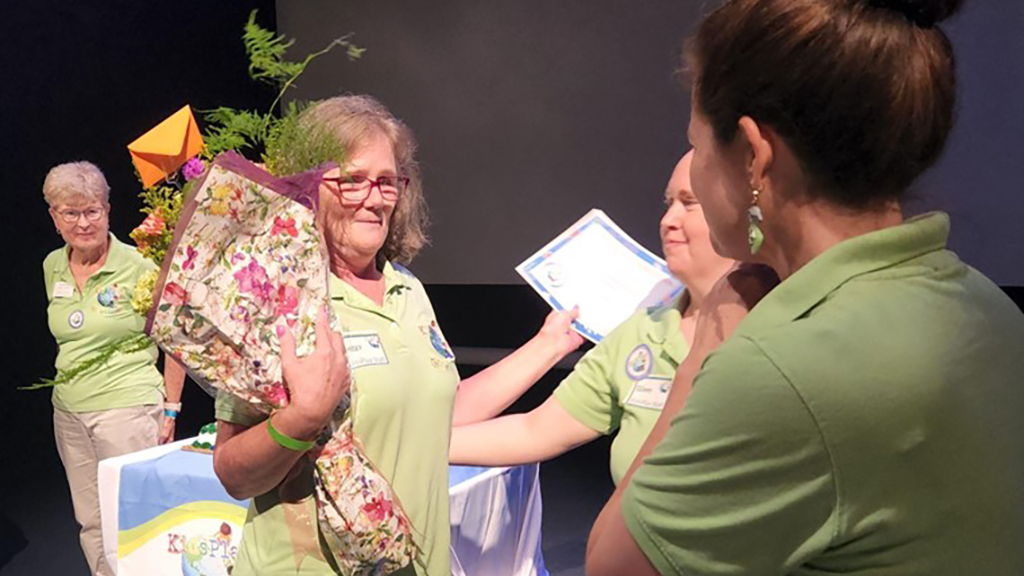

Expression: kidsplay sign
xmin=98 ymin=444 xmax=248 ymax=576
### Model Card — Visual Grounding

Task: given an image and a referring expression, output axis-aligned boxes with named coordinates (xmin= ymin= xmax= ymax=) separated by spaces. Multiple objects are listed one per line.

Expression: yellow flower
xmin=208 ymin=184 xmax=234 ymax=216
xmin=130 ymin=270 xmax=159 ymax=316
xmin=209 ymin=201 xmax=230 ymax=216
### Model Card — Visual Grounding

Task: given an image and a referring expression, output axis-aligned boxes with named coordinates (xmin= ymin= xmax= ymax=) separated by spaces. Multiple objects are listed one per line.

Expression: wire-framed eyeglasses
xmin=55 ymin=207 xmax=106 ymax=223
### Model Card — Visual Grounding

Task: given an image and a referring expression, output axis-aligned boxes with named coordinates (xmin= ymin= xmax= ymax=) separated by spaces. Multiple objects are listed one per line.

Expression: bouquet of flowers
xmin=147 ymin=152 xmax=416 ymax=574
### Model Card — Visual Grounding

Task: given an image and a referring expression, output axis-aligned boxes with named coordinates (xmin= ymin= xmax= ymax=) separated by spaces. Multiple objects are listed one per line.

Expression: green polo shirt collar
xmin=646 ymin=296 xmax=687 ymax=365
xmin=737 ymin=212 xmax=950 ymax=337
xmin=51 ymin=233 xmax=131 ymax=284
xmin=327 ymin=261 xmax=412 ymax=322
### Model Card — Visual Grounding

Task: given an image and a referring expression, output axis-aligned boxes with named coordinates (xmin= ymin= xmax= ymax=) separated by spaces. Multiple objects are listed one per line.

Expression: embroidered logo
xmin=97 ymin=286 xmax=119 ymax=308
xmin=428 ymin=321 xmax=454 ymax=360
xmin=625 ymin=344 xmax=653 ymax=381
xmin=68 ymin=310 xmax=85 ymax=330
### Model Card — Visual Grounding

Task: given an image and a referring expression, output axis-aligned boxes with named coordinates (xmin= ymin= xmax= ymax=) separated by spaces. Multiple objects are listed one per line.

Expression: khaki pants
xmin=53 ymin=405 xmax=161 ymax=576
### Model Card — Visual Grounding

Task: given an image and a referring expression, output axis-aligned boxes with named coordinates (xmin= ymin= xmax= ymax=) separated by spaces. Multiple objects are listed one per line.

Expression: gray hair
xmin=304 ymin=95 xmax=429 ymax=266
xmin=43 ymin=161 xmax=110 ymax=208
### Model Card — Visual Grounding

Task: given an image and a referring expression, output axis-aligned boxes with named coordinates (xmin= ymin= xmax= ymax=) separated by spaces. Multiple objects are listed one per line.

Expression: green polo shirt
xmin=622 ymin=213 xmax=1024 ymax=576
xmin=553 ymin=300 xmax=688 ymax=485
xmin=43 ymin=234 xmax=163 ymax=413
xmin=217 ymin=262 xmax=458 ymax=576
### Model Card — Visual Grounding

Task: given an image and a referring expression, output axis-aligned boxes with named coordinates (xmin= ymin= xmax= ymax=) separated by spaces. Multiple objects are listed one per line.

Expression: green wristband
xmin=266 ymin=416 xmax=315 ymax=452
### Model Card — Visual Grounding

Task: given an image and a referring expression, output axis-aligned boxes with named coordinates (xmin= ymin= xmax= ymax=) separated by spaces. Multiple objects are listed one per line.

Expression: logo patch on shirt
xmin=427 ymin=321 xmax=454 ymax=360
xmin=624 ymin=376 xmax=672 ymax=410
xmin=625 ymin=344 xmax=653 ymax=380
xmin=68 ymin=310 xmax=85 ymax=330
xmin=97 ymin=286 xmax=119 ymax=308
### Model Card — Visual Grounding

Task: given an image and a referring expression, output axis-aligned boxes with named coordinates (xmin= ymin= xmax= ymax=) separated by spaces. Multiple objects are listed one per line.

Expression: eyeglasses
xmin=56 ymin=207 xmax=106 ymax=223
xmin=322 ymin=174 xmax=410 ymax=204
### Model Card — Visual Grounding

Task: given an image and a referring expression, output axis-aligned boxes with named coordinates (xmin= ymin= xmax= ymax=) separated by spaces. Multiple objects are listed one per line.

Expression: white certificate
xmin=516 ymin=209 xmax=683 ymax=342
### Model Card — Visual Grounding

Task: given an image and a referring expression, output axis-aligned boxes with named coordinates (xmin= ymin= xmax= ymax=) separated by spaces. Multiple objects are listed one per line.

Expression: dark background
xmin=277 ymin=0 xmax=1024 ymax=286
xmin=1 ymin=1 xmax=1021 ymax=574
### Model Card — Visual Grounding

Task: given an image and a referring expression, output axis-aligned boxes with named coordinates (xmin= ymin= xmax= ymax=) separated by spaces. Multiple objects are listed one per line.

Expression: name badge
xmin=624 ymin=376 xmax=672 ymax=410
xmin=53 ymin=281 xmax=74 ymax=299
xmin=343 ymin=332 xmax=389 ymax=370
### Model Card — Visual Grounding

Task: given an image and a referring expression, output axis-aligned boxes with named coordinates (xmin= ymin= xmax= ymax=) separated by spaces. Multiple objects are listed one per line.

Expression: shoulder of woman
xmin=587 ymin=308 xmax=662 ymax=365
xmin=389 ymin=261 xmax=428 ymax=295
xmin=112 ymin=237 xmax=158 ymax=273
xmin=390 ymin=261 xmax=418 ymax=280
xmin=42 ymin=247 xmax=65 ymax=269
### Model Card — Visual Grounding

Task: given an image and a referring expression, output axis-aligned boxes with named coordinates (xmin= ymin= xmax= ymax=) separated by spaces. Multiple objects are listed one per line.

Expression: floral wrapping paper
xmin=146 ymin=151 xmax=416 ymax=575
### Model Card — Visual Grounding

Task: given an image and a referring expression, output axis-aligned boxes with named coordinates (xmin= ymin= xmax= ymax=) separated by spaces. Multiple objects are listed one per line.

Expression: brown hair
xmin=305 ymin=95 xmax=429 ymax=266
xmin=686 ymin=0 xmax=964 ymax=208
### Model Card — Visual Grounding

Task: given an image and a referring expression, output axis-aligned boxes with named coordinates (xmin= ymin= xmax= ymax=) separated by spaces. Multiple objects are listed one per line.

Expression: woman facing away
xmin=587 ymin=1 xmax=1024 ymax=575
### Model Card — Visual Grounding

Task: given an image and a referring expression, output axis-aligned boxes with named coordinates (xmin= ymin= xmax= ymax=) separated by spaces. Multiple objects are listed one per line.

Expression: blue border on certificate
xmin=518 ymin=215 xmax=682 ymax=342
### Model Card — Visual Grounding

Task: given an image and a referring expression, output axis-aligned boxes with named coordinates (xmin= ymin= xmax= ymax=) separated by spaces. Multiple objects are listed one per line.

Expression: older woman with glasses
xmin=42 ymin=161 xmax=185 ymax=576
xmin=212 ymin=95 xmax=581 ymax=576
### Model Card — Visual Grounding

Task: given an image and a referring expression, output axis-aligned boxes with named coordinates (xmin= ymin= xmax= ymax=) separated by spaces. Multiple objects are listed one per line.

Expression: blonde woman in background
xmin=42 ymin=161 xmax=185 ymax=576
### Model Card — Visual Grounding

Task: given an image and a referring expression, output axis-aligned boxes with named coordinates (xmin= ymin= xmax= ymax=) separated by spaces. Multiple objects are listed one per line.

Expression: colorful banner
xmin=108 ymin=447 xmax=247 ymax=575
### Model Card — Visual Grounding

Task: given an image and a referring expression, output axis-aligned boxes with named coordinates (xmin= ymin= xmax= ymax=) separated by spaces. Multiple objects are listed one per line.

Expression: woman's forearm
xmin=452 ymin=335 xmax=566 ymax=426
xmin=162 ymin=355 xmax=186 ymax=404
xmin=213 ymin=409 xmax=318 ymax=500
xmin=450 ymin=398 xmax=599 ymax=465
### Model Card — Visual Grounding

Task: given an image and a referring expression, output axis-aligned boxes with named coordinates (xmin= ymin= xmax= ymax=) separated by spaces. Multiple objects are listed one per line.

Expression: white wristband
xmin=164 ymin=401 xmax=182 ymax=412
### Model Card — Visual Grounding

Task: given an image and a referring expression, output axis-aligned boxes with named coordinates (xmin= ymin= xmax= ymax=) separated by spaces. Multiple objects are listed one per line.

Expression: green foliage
xmin=202 ymin=108 xmax=266 ymax=159
xmin=138 ymin=183 xmax=184 ymax=219
xmin=130 ymin=183 xmax=185 ymax=264
xmin=21 ymin=334 xmax=153 ymax=390
xmin=242 ymin=10 xmax=304 ymax=86
xmin=264 ymin=101 xmax=345 ymax=176
xmin=201 ymin=10 xmax=362 ymax=175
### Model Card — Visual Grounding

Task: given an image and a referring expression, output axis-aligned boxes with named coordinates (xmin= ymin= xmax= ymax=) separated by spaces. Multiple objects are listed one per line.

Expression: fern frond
xmin=264 ymin=101 xmax=345 ymax=176
xmin=202 ymin=107 xmax=267 ymax=158
xmin=201 ymin=10 xmax=363 ymax=173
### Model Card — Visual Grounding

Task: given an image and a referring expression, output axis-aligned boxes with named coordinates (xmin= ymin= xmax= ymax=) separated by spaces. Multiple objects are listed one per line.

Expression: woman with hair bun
xmin=587 ymin=0 xmax=1024 ymax=575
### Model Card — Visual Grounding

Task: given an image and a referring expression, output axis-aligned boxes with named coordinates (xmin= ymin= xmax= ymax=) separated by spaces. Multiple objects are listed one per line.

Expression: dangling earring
xmin=748 ymin=189 xmax=764 ymax=255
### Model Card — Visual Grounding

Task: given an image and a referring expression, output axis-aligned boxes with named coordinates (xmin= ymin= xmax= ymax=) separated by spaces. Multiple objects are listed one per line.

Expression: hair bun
xmin=867 ymin=0 xmax=964 ymax=27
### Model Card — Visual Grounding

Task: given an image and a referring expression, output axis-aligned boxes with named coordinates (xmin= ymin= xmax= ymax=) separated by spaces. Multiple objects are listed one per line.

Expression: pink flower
xmin=181 ymin=157 xmax=206 ymax=181
xmin=265 ymin=382 xmax=289 ymax=408
xmin=135 ymin=211 xmax=165 ymax=237
xmin=362 ymin=496 xmax=393 ymax=523
xmin=233 ymin=260 xmax=272 ymax=303
xmin=182 ymin=245 xmax=198 ymax=271
xmin=163 ymin=282 xmax=188 ymax=307
xmin=273 ymin=284 xmax=300 ymax=318
xmin=271 ymin=216 xmax=298 ymax=238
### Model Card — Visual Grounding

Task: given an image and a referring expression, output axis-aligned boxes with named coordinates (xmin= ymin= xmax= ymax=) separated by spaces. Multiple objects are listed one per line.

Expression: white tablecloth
xmin=98 ymin=438 xmax=546 ymax=576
